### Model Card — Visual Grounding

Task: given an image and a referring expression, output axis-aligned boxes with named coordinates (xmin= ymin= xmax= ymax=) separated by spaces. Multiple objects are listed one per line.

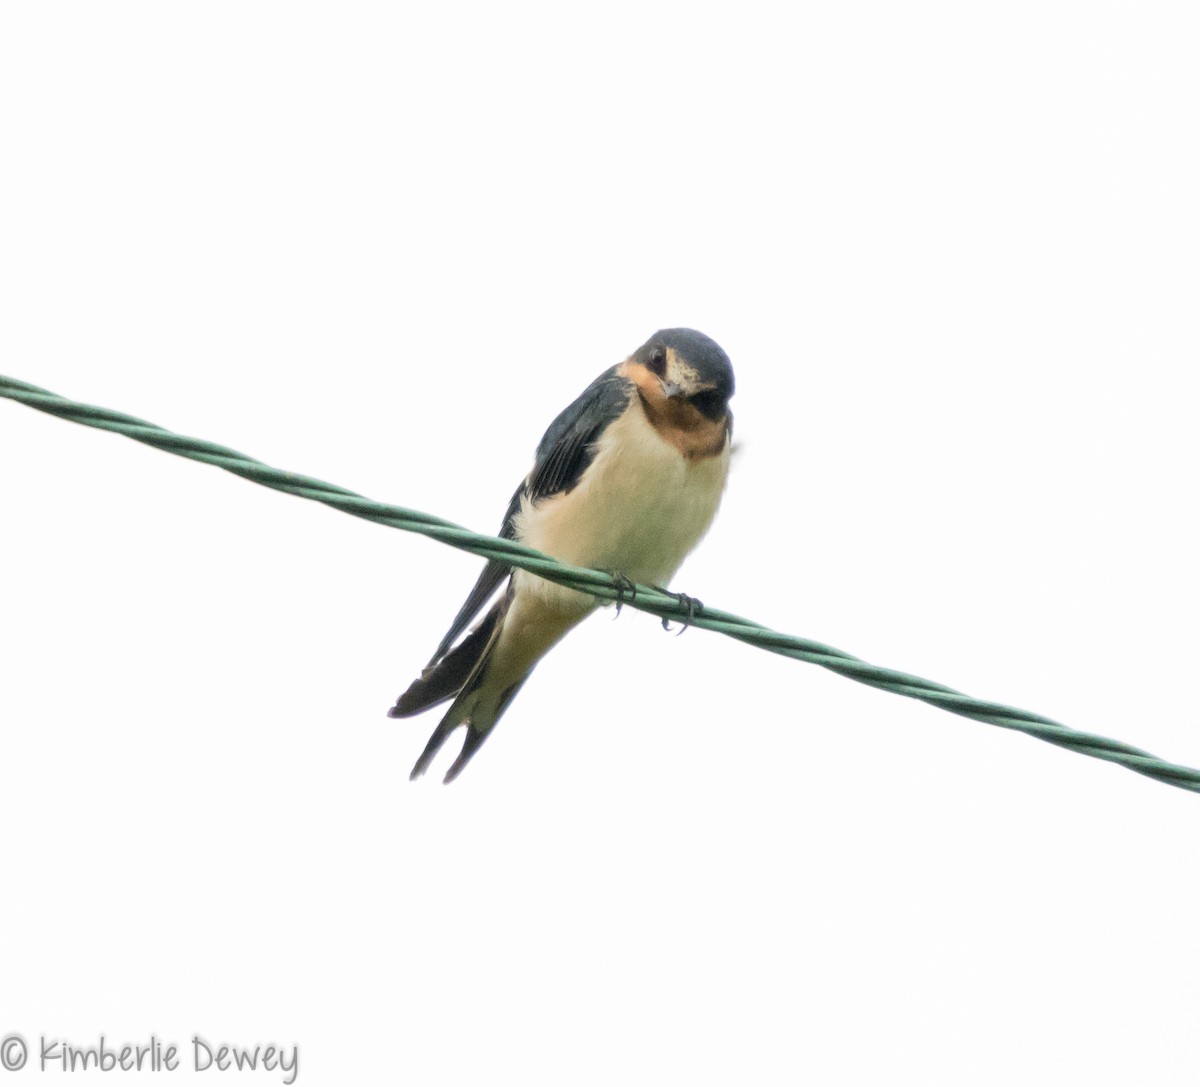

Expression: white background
xmin=2 ymin=3 xmax=1198 ymax=1084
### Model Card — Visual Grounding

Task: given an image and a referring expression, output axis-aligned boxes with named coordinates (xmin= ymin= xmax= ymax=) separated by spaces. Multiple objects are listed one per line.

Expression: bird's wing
xmin=424 ymin=365 xmax=632 ymax=666
xmin=525 ymin=364 xmax=633 ymax=501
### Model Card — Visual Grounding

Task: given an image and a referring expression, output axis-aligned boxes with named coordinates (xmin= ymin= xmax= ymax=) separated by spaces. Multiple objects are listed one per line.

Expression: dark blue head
xmin=630 ymin=328 xmax=735 ymax=422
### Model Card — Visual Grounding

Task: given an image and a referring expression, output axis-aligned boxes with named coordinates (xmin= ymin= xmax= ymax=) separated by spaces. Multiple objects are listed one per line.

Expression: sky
xmin=2 ymin=2 xmax=1198 ymax=1084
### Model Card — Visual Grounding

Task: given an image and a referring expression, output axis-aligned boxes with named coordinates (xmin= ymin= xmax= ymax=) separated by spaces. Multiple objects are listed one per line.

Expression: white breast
xmin=513 ymin=399 xmax=730 ymax=613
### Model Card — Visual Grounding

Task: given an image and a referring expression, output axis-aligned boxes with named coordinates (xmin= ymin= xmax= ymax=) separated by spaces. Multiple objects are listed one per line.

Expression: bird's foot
xmin=605 ymin=571 xmax=638 ymax=617
xmin=657 ymin=590 xmax=704 ymax=635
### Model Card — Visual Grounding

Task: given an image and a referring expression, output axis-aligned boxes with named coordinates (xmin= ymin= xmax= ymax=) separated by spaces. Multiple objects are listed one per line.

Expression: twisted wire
xmin=3 ymin=373 xmax=1196 ymax=793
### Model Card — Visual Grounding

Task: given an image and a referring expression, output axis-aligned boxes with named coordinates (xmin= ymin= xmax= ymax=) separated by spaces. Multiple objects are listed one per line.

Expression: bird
xmin=389 ymin=327 xmax=736 ymax=782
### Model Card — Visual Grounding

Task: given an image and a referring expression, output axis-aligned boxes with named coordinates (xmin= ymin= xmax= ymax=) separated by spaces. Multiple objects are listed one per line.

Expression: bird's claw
xmin=660 ymin=591 xmax=703 ymax=635
xmin=606 ymin=571 xmax=638 ymax=617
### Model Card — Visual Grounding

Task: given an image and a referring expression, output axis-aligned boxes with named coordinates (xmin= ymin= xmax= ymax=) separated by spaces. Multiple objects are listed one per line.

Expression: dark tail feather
xmin=409 ymin=644 xmax=530 ymax=783
xmin=442 ymin=724 xmax=492 ymax=785
xmin=409 ymin=716 xmax=463 ymax=781
xmin=388 ymin=602 xmax=501 ymax=719
xmin=441 ymin=676 xmax=528 ymax=784
xmin=406 ymin=591 xmax=515 ymax=782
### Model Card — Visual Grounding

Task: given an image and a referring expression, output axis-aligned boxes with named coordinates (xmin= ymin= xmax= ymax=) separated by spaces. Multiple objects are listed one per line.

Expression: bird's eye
xmin=647 ymin=347 xmax=667 ymax=377
xmin=689 ymin=389 xmax=725 ymax=420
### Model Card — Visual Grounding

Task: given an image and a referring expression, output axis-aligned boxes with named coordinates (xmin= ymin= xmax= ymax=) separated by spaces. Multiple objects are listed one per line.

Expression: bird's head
xmin=629 ymin=328 xmax=735 ymax=423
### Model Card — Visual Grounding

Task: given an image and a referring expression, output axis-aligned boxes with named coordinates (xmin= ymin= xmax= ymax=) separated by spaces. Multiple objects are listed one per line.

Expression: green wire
xmin=3 ymin=373 xmax=1197 ymax=794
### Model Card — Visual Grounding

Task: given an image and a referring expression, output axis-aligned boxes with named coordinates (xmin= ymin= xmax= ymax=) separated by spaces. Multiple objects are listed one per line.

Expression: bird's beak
xmin=659 ymin=379 xmax=683 ymax=399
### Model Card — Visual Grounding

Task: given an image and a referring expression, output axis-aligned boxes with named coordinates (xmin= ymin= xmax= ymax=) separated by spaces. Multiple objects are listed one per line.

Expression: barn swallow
xmin=389 ymin=327 xmax=735 ymax=782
